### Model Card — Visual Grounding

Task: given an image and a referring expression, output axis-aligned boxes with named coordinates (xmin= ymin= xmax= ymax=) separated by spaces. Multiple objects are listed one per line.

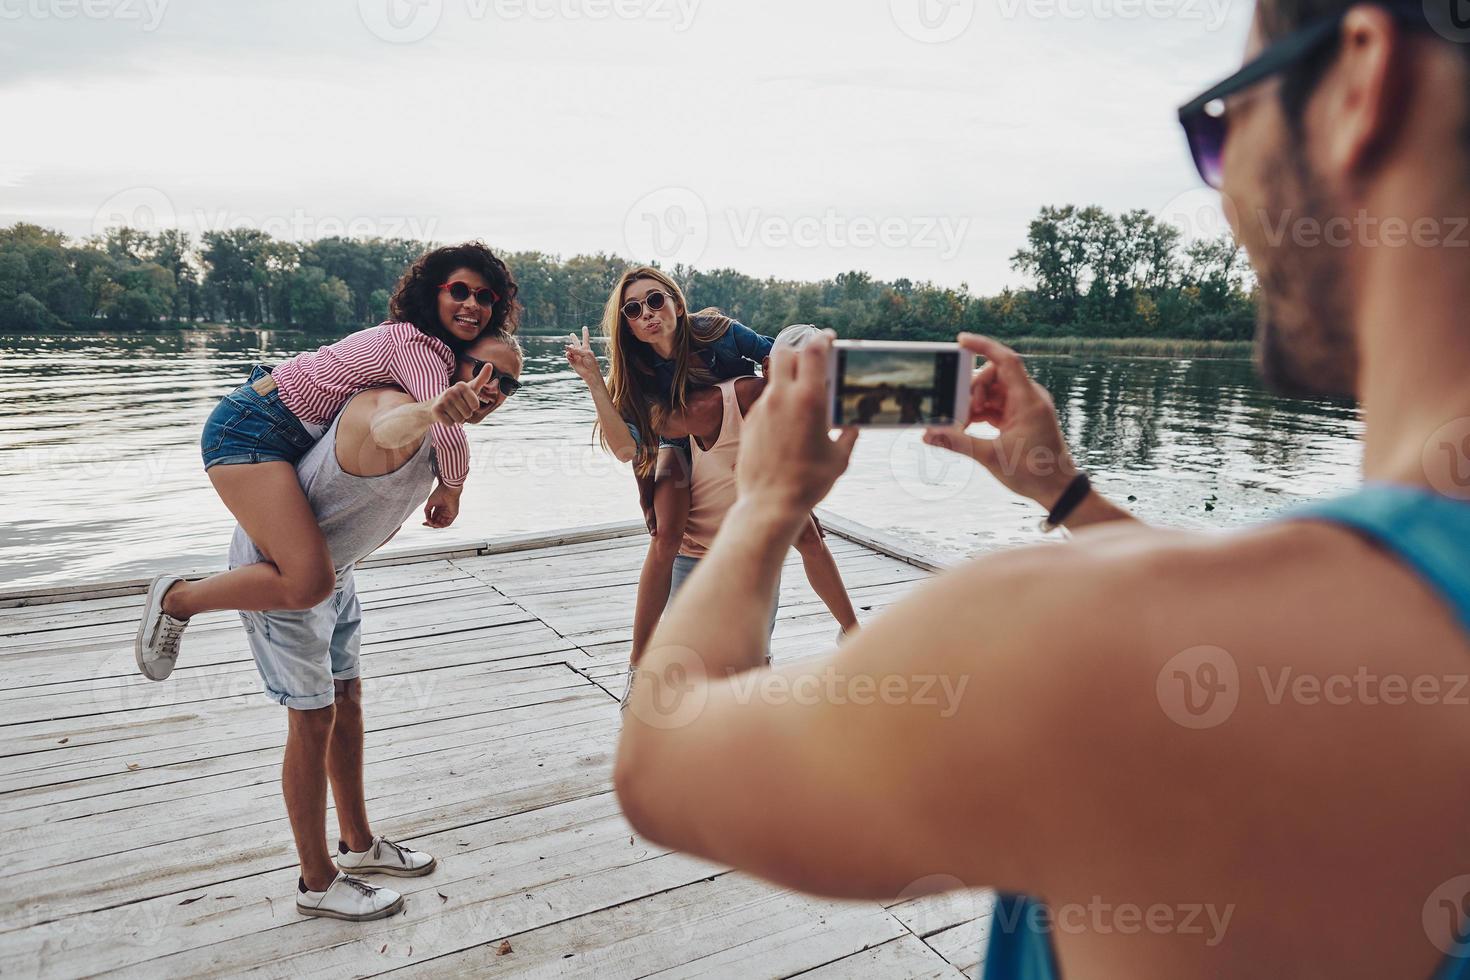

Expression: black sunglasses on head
xmin=1178 ymin=0 xmax=1438 ymax=189
xmin=461 ymin=355 xmax=522 ymax=396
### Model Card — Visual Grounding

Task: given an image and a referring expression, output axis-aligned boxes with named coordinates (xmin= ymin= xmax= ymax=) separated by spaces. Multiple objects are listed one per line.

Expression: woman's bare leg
xmin=794 ymin=515 xmax=859 ymax=634
xmin=163 ymin=461 xmax=335 ymax=619
xmin=629 ymin=449 xmax=690 ymax=666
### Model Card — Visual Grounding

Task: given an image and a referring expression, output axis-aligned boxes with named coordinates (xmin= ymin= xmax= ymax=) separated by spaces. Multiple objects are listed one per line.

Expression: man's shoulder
xmin=987 ymin=514 xmax=1470 ymax=679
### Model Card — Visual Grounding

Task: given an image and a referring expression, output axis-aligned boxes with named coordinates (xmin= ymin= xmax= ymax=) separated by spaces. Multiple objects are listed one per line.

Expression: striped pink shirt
xmin=272 ymin=321 xmax=469 ymax=487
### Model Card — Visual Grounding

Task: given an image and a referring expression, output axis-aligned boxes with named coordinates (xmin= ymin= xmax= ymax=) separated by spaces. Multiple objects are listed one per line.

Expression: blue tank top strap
xmin=982 ymin=895 xmax=1061 ymax=980
xmin=1288 ymin=483 xmax=1470 ymax=635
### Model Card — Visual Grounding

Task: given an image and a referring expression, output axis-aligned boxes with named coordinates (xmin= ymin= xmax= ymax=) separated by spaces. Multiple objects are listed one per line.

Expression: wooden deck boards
xmin=0 ymin=521 xmax=990 ymax=979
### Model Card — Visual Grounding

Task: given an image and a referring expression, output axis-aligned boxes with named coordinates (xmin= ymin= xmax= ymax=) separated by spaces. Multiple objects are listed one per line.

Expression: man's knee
xmin=333 ymin=678 xmax=362 ymax=711
xmin=288 ymin=702 xmax=337 ymax=736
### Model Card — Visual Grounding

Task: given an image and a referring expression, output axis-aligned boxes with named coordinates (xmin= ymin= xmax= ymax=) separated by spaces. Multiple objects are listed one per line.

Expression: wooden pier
xmin=1 ymin=516 xmax=996 ymax=978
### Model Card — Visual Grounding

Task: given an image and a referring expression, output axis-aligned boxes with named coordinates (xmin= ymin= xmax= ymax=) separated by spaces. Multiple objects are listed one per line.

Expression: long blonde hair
xmin=598 ymin=266 xmax=732 ymax=474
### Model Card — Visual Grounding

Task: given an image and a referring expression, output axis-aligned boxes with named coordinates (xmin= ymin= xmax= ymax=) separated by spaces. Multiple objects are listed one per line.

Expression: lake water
xmin=1 ymin=329 xmax=1364 ymax=592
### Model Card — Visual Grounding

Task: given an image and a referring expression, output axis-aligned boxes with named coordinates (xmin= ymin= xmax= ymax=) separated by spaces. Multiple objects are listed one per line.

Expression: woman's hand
xmin=423 ymin=480 xmax=463 ymax=528
xmin=565 ymin=327 xmax=605 ymax=386
xmin=922 ymin=334 xmax=1078 ymax=508
xmin=737 ymin=332 xmax=859 ymax=517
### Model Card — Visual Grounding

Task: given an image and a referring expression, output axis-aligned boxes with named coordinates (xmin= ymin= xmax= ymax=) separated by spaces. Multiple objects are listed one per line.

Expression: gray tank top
xmin=228 ymin=393 xmax=437 ymax=580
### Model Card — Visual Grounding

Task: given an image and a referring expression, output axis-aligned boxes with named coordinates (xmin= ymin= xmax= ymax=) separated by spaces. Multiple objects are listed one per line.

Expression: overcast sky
xmin=0 ymin=0 xmax=1252 ymax=293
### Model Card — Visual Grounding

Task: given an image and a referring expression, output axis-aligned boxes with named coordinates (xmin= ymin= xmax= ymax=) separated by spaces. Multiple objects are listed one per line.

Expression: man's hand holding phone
xmin=922 ymin=334 xmax=1079 ymax=508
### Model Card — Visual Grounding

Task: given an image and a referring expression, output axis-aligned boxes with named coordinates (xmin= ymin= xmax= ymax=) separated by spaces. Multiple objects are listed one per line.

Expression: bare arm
xmin=566 ymin=327 xmax=638 ymax=464
xmin=369 ymin=362 xmax=495 ymax=452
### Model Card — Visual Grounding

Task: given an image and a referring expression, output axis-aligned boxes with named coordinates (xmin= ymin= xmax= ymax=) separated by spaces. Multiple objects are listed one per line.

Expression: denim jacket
xmin=628 ymin=321 xmax=774 ymax=451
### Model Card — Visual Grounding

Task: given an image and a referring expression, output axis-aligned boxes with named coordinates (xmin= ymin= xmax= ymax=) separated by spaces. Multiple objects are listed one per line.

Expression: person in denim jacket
xmin=564 ymin=267 xmax=773 ymax=663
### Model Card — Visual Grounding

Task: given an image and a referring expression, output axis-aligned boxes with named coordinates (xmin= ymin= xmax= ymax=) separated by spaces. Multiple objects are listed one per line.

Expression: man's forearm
xmin=369 ymin=400 xmax=437 ymax=451
xmin=637 ymin=498 xmax=798 ymax=685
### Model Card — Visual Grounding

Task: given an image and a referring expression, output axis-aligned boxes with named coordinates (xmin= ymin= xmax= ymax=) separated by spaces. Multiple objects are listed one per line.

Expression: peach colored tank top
xmin=679 ymin=380 xmax=743 ymax=559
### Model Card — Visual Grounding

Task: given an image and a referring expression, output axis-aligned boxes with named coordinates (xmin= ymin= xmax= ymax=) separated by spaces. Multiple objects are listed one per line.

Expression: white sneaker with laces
xmin=336 ymin=836 xmax=436 ymax=877
xmin=134 ymin=574 xmax=188 ymax=681
xmin=296 ymin=872 xmax=403 ymax=921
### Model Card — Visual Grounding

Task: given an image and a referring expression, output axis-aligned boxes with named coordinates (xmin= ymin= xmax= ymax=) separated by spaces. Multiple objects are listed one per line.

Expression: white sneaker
xmin=134 ymin=574 xmax=188 ymax=681
xmin=336 ymin=836 xmax=436 ymax=877
xmin=296 ymin=872 xmax=403 ymax=921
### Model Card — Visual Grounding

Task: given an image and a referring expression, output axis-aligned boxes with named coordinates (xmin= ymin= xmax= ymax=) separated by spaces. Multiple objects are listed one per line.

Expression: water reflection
xmin=1 ymin=330 xmax=1363 ymax=591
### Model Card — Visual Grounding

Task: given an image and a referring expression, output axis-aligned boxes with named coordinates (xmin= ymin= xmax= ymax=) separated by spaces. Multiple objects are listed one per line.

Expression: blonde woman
xmin=565 ymin=268 xmax=774 ymax=663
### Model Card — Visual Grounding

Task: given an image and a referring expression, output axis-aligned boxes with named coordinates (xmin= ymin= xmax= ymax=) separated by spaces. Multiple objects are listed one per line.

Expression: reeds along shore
xmin=1003 ymin=336 xmax=1255 ymax=359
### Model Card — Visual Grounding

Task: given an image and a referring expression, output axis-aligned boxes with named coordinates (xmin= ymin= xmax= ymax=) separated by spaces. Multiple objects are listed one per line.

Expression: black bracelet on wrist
xmin=1040 ymin=472 xmax=1091 ymax=533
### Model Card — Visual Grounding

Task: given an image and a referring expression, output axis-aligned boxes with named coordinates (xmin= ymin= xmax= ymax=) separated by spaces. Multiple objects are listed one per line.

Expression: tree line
xmin=0 ymin=205 xmax=1255 ymax=341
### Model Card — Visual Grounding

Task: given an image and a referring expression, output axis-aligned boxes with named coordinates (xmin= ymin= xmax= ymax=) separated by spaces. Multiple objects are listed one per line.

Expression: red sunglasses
xmin=439 ymin=281 xmax=501 ymax=308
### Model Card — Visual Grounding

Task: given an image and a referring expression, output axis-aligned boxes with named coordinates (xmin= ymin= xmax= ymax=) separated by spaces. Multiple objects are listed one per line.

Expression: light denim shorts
xmin=669 ymin=553 xmax=780 ymax=658
xmin=239 ymin=570 xmax=361 ymax=710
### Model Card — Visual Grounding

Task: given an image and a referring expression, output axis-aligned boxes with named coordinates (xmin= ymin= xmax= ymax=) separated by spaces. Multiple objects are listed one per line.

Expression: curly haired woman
xmin=134 ymin=242 xmax=520 ymax=680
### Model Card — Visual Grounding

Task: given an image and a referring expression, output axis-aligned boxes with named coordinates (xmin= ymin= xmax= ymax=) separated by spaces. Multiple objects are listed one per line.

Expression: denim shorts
xmin=201 ymin=365 xmax=319 ymax=470
xmin=239 ymin=570 xmax=361 ymax=711
xmin=669 ymin=553 xmax=780 ymax=658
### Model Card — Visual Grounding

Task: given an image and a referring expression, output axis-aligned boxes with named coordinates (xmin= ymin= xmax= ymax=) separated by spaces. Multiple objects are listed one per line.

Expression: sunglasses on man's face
xmin=621 ymin=289 xmax=671 ymax=322
xmin=461 ymin=356 xmax=522 ymax=397
xmin=1177 ymin=0 xmax=1433 ymax=189
xmin=439 ymin=280 xmax=501 ymax=308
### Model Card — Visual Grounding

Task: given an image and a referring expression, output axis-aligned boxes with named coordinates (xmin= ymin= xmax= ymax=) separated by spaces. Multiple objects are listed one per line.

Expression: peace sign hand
xmin=564 ymin=326 xmax=604 ymax=385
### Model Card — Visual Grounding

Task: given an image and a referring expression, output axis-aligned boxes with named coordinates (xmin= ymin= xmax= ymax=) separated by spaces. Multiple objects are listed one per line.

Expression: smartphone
xmin=826 ymin=340 xmax=973 ymax=428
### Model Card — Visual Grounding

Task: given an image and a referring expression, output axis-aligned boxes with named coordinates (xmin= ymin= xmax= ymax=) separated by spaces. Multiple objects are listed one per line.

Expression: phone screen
xmin=833 ymin=347 xmax=960 ymax=426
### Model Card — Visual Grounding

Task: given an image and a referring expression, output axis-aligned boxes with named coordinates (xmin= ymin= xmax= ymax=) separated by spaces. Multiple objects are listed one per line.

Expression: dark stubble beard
xmin=1252 ymin=143 xmax=1360 ymax=402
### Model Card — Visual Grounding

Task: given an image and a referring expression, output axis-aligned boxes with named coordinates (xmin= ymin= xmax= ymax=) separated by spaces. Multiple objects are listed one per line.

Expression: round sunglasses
xmin=621 ymin=289 xmax=673 ymax=322
xmin=1177 ymin=0 xmax=1437 ymax=190
xmin=460 ymin=356 xmax=522 ymax=397
xmin=439 ymin=280 xmax=501 ymax=308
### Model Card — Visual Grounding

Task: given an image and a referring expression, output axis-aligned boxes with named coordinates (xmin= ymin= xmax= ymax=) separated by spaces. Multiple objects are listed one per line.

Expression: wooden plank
xmin=0 ymin=692 xmax=610 ymax=836
xmin=0 ymin=523 xmax=645 ymax=608
xmin=0 ymin=528 xmax=958 ymax=978
xmin=2 ymin=791 xmax=640 ymax=976
xmin=388 ymin=872 xmax=907 ymax=979
xmin=71 ymin=799 xmax=712 ymax=978
xmin=794 ymin=934 xmax=967 ymax=979
xmin=814 ymin=508 xmax=954 ymax=573
xmin=4 ymin=702 xmax=620 ymax=927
